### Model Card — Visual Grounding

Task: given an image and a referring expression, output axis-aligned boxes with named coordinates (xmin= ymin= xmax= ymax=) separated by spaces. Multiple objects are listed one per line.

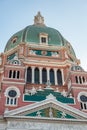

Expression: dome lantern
xmin=34 ymin=11 xmax=45 ymax=26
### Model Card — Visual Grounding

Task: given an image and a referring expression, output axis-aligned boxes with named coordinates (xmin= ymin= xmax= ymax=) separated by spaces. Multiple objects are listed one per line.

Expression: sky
xmin=0 ymin=0 xmax=87 ymax=70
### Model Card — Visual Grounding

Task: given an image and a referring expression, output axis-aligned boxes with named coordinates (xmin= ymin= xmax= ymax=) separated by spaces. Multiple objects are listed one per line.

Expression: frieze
xmin=7 ymin=121 xmax=87 ymax=130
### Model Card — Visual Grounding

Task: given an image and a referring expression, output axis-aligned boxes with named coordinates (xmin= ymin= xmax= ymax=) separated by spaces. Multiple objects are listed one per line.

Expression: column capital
xmin=54 ymin=68 xmax=58 ymax=71
xmin=31 ymin=66 xmax=35 ymax=69
xmin=46 ymin=67 xmax=50 ymax=70
xmin=39 ymin=67 xmax=43 ymax=70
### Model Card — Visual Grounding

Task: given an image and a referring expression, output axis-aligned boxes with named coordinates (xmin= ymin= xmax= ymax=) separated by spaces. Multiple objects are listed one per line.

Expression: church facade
xmin=0 ymin=12 xmax=87 ymax=130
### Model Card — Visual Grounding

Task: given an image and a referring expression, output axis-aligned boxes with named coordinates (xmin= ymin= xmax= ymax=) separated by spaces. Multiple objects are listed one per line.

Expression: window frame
xmin=5 ymin=86 xmax=20 ymax=106
xmin=78 ymin=92 xmax=87 ymax=110
xmin=39 ymin=33 xmax=48 ymax=45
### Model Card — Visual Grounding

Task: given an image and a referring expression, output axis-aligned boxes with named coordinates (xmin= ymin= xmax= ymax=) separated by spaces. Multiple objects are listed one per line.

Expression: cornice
xmin=2 ymin=81 xmax=25 ymax=85
xmin=23 ymin=59 xmax=73 ymax=67
xmin=71 ymin=71 xmax=87 ymax=75
xmin=72 ymin=86 xmax=87 ymax=90
xmin=4 ymin=65 xmax=25 ymax=69
xmin=4 ymin=115 xmax=87 ymax=124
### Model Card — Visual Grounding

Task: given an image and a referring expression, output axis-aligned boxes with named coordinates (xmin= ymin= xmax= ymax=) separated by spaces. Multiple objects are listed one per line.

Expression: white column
xmin=78 ymin=76 xmax=80 ymax=84
xmin=81 ymin=76 xmax=83 ymax=84
xmin=25 ymin=67 xmax=27 ymax=82
xmin=47 ymin=68 xmax=50 ymax=82
xmin=32 ymin=66 xmax=35 ymax=83
xmin=61 ymin=69 xmax=64 ymax=85
xmin=39 ymin=67 xmax=42 ymax=84
xmin=54 ymin=68 xmax=57 ymax=85
xmin=16 ymin=71 xmax=17 ymax=79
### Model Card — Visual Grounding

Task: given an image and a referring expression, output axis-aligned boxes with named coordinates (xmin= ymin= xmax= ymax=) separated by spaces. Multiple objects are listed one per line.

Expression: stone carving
xmin=34 ymin=11 xmax=45 ymax=26
xmin=30 ymin=50 xmax=36 ymax=55
xmin=52 ymin=52 xmax=58 ymax=57
xmin=46 ymin=93 xmax=56 ymax=100
xmin=30 ymin=86 xmax=37 ymax=95
xmin=49 ymin=107 xmax=53 ymax=118
xmin=45 ymin=80 xmax=53 ymax=90
xmin=61 ymin=112 xmax=66 ymax=118
xmin=38 ymin=86 xmax=44 ymax=91
xmin=36 ymin=111 xmax=41 ymax=117
xmin=62 ymin=89 xmax=67 ymax=97
xmin=55 ymin=87 xmax=59 ymax=92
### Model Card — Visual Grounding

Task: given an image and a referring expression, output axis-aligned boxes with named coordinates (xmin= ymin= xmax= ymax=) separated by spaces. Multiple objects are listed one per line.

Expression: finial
xmin=34 ymin=11 xmax=45 ymax=26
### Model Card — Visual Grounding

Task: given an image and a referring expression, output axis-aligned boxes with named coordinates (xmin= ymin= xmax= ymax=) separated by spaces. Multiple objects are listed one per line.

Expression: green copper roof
xmin=4 ymin=24 xmax=76 ymax=57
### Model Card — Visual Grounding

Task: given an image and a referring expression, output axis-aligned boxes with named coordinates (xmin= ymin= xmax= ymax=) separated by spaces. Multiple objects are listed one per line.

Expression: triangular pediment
xmin=4 ymin=94 xmax=87 ymax=120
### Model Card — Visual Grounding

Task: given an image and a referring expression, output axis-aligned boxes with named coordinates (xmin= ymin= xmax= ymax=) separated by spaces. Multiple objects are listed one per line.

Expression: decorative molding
xmin=4 ymin=97 xmax=87 ymax=119
xmin=4 ymin=86 xmax=20 ymax=97
xmin=77 ymin=91 xmax=87 ymax=102
xmin=7 ymin=120 xmax=87 ymax=130
xmin=2 ymin=81 xmax=25 ymax=85
xmin=46 ymin=94 xmax=56 ymax=100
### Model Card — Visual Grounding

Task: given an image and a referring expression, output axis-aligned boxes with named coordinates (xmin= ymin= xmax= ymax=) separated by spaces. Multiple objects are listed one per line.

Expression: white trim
xmin=4 ymin=97 xmax=87 ymax=119
xmin=5 ymin=65 xmax=25 ymax=69
xmin=2 ymin=81 xmax=25 ymax=85
xmin=72 ymin=86 xmax=87 ymax=90
xmin=4 ymin=115 xmax=87 ymax=123
xmin=77 ymin=91 xmax=87 ymax=102
xmin=4 ymin=86 xmax=20 ymax=97
xmin=4 ymin=77 xmax=24 ymax=80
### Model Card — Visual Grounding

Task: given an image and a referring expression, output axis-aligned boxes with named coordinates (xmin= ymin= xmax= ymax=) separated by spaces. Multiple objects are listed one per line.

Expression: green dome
xmin=4 ymin=12 xmax=76 ymax=58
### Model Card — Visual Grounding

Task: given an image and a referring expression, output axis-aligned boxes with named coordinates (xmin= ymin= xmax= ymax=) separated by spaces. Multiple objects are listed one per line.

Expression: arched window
xmin=17 ymin=71 xmax=20 ymax=79
xmin=9 ymin=70 xmax=12 ymax=78
xmin=78 ymin=92 xmax=87 ymax=110
xmin=5 ymin=87 xmax=20 ymax=106
xmin=35 ymin=68 xmax=39 ymax=84
xmin=27 ymin=67 xmax=32 ymax=83
xmin=79 ymin=76 xmax=82 ymax=84
xmin=57 ymin=69 xmax=62 ymax=86
xmin=75 ymin=76 xmax=78 ymax=83
xmin=50 ymin=69 xmax=55 ymax=84
xmin=83 ymin=77 xmax=85 ymax=83
xmin=80 ymin=95 xmax=87 ymax=110
xmin=13 ymin=71 xmax=16 ymax=78
xmin=42 ymin=68 xmax=47 ymax=84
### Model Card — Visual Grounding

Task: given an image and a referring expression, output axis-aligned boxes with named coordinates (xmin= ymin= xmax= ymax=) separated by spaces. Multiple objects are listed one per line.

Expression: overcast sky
xmin=0 ymin=0 xmax=87 ymax=70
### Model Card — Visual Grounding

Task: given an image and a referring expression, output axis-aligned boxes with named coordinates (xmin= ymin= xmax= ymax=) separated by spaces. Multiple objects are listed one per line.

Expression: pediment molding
xmin=4 ymin=97 xmax=87 ymax=120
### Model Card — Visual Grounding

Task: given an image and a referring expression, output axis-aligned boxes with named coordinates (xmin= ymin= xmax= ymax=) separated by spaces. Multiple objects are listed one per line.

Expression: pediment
xmin=4 ymin=94 xmax=87 ymax=120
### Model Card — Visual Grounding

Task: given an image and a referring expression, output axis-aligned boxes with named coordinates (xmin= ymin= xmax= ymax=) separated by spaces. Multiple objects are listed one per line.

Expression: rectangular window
xmin=39 ymin=33 xmax=48 ymax=45
xmin=41 ymin=37 xmax=46 ymax=43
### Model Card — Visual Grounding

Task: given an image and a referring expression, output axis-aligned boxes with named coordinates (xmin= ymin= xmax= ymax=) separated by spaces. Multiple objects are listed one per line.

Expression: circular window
xmin=11 ymin=36 xmax=18 ymax=44
xmin=8 ymin=90 xmax=17 ymax=97
xmin=80 ymin=95 xmax=87 ymax=102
